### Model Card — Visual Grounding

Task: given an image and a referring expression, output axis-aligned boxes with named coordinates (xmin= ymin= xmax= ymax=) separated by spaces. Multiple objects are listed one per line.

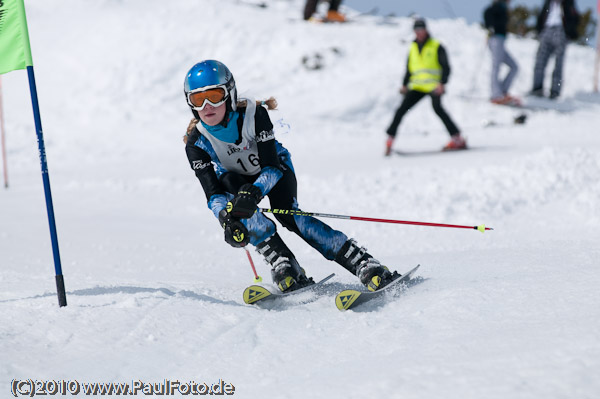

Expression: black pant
xmin=304 ymin=0 xmax=342 ymax=20
xmin=386 ymin=90 xmax=459 ymax=138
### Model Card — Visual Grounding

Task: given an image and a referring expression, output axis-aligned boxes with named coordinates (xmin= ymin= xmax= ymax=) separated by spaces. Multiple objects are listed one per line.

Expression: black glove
xmin=218 ymin=209 xmax=250 ymax=248
xmin=227 ymin=184 xmax=263 ymax=219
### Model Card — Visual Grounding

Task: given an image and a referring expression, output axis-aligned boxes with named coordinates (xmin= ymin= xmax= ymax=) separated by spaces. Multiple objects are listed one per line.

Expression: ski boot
xmin=270 ymin=257 xmax=312 ymax=292
xmin=385 ymin=136 xmax=394 ymax=156
xmin=256 ymin=233 xmax=313 ymax=292
xmin=530 ymin=88 xmax=544 ymax=97
xmin=325 ymin=10 xmax=346 ymax=23
xmin=356 ymin=258 xmax=395 ymax=292
xmin=335 ymin=239 xmax=397 ymax=292
xmin=442 ymin=134 xmax=467 ymax=151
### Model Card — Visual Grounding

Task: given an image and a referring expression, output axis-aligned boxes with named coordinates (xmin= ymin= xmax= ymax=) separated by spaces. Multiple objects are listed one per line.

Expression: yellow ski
xmin=243 ymin=285 xmax=273 ymax=304
xmin=335 ymin=265 xmax=421 ymax=311
xmin=243 ymin=273 xmax=335 ymax=305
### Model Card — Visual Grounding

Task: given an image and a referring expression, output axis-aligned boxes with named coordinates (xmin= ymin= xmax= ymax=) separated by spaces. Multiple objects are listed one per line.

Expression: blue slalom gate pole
xmin=27 ymin=66 xmax=67 ymax=307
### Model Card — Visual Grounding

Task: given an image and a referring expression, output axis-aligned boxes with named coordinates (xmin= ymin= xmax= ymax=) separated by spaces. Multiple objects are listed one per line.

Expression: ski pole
xmin=244 ymin=248 xmax=262 ymax=282
xmin=594 ymin=24 xmax=600 ymax=92
xmin=260 ymin=208 xmax=493 ymax=233
xmin=0 ymin=77 xmax=8 ymax=188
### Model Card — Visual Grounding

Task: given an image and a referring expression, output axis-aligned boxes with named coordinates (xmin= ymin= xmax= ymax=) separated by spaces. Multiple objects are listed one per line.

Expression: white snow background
xmin=1 ymin=0 xmax=600 ymax=398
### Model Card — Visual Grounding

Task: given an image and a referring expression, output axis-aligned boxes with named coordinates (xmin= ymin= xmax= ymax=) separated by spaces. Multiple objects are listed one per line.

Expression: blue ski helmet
xmin=184 ymin=60 xmax=238 ymax=112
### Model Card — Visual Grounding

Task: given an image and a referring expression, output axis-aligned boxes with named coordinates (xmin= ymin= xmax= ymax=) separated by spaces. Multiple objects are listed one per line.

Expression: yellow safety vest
xmin=408 ymin=39 xmax=442 ymax=93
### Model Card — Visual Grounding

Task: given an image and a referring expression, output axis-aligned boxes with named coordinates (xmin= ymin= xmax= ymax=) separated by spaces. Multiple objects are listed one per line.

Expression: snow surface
xmin=1 ymin=0 xmax=600 ymax=398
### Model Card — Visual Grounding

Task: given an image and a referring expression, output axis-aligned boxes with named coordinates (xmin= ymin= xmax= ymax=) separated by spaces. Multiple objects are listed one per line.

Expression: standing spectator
xmin=385 ymin=18 xmax=465 ymax=155
xmin=531 ymin=0 xmax=580 ymax=99
xmin=484 ymin=0 xmax=520 ymax=105
xmin=304 ymin=0 xmax=346 ymax=22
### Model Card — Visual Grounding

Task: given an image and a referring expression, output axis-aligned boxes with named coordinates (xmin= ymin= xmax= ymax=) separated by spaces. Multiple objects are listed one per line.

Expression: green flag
xmin=0 ymin=0 xmax=33 ymax=75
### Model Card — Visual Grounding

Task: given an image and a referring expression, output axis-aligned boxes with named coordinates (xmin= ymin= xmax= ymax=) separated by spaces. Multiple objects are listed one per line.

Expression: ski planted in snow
xmin=392 ymin=147 xmax=467 ymax=156
xmin=243 ymin=273 xmax=335 ymax=305
xmin=335 ymin=265 xmax=421 ymax=311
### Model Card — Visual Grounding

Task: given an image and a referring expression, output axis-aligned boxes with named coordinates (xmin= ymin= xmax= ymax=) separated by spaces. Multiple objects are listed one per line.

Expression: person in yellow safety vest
xmin=385 ymin=18 xmax=466 ymax=155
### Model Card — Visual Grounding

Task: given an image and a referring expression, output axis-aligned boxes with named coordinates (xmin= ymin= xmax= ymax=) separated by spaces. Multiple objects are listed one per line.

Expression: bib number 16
xmin=236 ymin=153 xmax=259 ymax=172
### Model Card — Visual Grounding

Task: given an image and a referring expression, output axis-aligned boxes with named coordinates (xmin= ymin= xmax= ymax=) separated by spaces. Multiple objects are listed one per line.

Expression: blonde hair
xmin=183 ymin=97 xmax=278 ymax=144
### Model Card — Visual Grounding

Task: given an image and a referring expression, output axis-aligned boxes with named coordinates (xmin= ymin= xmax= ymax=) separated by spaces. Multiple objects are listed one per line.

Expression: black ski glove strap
xmin=227 ymin=183 xmax=263 ymax=219
xmin=219 ymin=209 xmax=250 ymax=248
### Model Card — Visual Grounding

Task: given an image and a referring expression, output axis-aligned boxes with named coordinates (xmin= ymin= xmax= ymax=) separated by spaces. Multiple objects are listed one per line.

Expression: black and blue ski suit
xmin=184 ymin=99 xmax=348 ymax=260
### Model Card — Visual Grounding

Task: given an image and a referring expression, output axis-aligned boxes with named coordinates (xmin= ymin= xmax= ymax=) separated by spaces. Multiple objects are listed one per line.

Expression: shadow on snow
xmin=1 ymin=286 xmax=244 ymax=307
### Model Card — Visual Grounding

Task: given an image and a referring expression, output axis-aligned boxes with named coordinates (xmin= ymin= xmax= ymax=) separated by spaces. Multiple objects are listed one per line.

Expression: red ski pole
xmin=260 ymin=208 xmax=493 ymax=233
xmin=244 ymin=248 xmax=262 ymax=282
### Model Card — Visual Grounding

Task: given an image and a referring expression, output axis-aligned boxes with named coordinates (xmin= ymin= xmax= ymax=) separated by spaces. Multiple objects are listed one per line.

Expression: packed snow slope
xmin=1 ymin=0 xmax=599 ymax=398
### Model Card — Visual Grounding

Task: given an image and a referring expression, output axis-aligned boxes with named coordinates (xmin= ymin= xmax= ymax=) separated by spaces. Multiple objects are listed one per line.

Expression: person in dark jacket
xmin=304 ymin=0 xmax=345 ymax=22
xmin=484 ymin=0 xmax=520 ymax=105
xmin=385 ymin=18 xmax=464 ymax=155
xmin=531 ymin=0 xmax=580 ymax=99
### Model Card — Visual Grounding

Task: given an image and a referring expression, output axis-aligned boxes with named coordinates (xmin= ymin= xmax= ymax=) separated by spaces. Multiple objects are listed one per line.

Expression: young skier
xmin=183 ymin=60 xmax=399 ymax=292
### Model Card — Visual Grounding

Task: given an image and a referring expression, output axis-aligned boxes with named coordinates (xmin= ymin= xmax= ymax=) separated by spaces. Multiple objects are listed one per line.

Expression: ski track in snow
xmin=1 ymin=1 xmax=599 ymax=398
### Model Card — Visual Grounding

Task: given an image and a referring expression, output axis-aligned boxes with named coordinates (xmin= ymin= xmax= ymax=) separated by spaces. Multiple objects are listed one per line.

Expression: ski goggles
xmin=187 ymin=85 xmax=229 ymax=111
